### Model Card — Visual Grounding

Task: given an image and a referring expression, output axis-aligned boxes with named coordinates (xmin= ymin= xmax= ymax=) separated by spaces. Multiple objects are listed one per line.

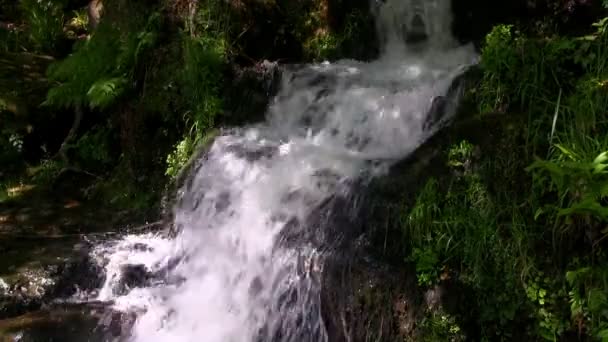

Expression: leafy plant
xmin=566 ymin=265 xmax=608 ymax=340
xmin=529 ymin=149 xmax=608 ymax=233
xmin=45 ymin=11 xmax=161 ymax=110
xmin=525 ymin=273 xmax=569 ymax=340
xmin=416 ymin=310 xmax=465 ymax=342
xmin=166 ymin=128 xmax=218 ymax=179
xmin=166 ymin=135 xmax=196 ymax=179
xmin=477 ymin=24 xmax=576 ymax=117
xmin=74 ymin=125 xmax=113 ymax=169
xmin=179 ymin=34 xmax=225 ymax=135
xmin=409 ymin=247 xmax=440 ymax=287
xmin=20 ymin=0 xmax=67 ymax=52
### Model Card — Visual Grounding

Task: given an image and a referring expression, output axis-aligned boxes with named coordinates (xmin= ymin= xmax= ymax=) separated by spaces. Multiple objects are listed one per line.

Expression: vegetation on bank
xmin=0 ymin=0 xmax=371 ymax=211
xmin=393 ymin=3 xmax=608 ymax=341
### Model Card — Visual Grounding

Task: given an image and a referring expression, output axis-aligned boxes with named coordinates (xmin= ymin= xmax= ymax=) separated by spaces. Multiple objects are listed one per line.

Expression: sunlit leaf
xmin=594 ymin=152 xmax=608 ymax=165
xmin=86 ymin=77 xmax=127 ymax=109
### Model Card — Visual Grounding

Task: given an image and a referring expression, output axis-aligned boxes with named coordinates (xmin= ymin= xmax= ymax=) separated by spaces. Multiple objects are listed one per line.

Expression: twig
xmin=124 ymin=220 xmax=165 ymax=232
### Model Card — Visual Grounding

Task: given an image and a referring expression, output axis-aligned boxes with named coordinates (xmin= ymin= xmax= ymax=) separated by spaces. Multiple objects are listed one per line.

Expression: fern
xmin=45 ymin=12 xmax=161 ymax=110
xmin=87 ymin=77 xmax=128 ymax=109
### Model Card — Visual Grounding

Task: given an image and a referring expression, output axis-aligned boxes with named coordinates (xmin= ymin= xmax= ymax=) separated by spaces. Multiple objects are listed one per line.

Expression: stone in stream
xmin=115 ymin=264 xmax=152 ymax=296
xmin=0 ymin=302 xmax=136 ymax=342
xmin=0 ymin=240 xmax=104 ymax=320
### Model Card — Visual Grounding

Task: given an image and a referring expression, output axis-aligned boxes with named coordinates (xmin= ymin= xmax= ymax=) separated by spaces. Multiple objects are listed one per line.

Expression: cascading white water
xmin=92 ymin=1 xmax=477 ymax=341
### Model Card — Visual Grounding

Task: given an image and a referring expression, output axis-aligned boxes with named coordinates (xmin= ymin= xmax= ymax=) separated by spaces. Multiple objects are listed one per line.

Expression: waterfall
xmin=92 ymin=1 xmax=477 ymax=341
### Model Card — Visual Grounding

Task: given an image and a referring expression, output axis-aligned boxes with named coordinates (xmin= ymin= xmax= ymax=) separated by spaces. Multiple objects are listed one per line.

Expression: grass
xmin=384 ymin=14 xmax=608 ymax=340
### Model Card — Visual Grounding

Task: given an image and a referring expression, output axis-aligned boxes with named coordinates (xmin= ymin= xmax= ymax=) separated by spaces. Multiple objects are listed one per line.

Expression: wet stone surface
xmin=0 ymin=303 xmax=135 ymax=341
xmin=0 ymin=240 xmax=104 ymax=320
xmin=0 ymin=189 xmax=148 ymax=341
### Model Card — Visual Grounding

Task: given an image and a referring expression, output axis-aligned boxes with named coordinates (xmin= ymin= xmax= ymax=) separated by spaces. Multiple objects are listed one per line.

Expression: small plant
xmin=409 ymin=247 xmax=440 ymax=287
xmin=30 ymin=159 xmax=63 ymax=185
xmin=477 ymin=24 xmax=576 ymax=118
xmin=566 ymin=265 xmax=608 ymax=340
xmin=417 ymin=310 xmax=465 ymax=342
xmin=20 ymin=0 xmax=67 ymax=52
xmin=45 ymin=11 xmax=161 ymax=110
xmin=303 ymin=31 xmax=339 ymax=61
xmin=166 ymin=129 xmax=218 ymax=179
xmin=528 ymin=148 xmax=608 ymax=235
xmin=448 ymin=140 xmax=474 ymax=168
xmin=67 ymin=9 xmax=89 ymax=32
xmin=74 ymin=125 xmax=113 ymax=169
xmin=166 ymin=135 xmax=196 ymax=179
xmin=525 ymin=273 xmax=569 ymax=340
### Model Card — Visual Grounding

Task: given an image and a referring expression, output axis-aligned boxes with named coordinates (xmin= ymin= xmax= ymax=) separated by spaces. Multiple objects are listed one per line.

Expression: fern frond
xmin=86 ymin=77 xmax=127 ymax=109
xmin=43 ymin=82 xmax=86 ymax=108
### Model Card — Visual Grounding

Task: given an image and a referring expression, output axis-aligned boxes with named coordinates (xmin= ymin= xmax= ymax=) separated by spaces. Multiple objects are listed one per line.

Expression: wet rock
xmin=48 ymin=243 xmax=105 ymax=298
xmin=321 ymin=254 xmax=420 ymax=341
xmin=223 ymin=60 xmax=282 ymax=126
xmin=116 ymin=264 xmax=151 ymax=295
xmin=0 ymin=241 xmax=104 ymax=320
xmin=0 ymin=292 xmax=43 ymax=320
xmin=0 ymin=267 xmax=55 ymax=319
xmin=0 ymin=303 xmax=135 ymax=342
xmin=315 ymin=67 xmax=487 ymax=340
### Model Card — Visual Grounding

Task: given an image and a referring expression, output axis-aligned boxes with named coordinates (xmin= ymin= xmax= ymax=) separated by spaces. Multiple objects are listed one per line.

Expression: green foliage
xmin=44 ymin=10 xmax=161 ymax=110
xmin=166 ymin=129 xmax=218 ymax=179
xmin=0 ymin=24 xmax=24 ymax=53
xmin=301 ymin=8 xmax=371 ymax=61
xmin=20 ymin=0 xmax=67 ymax=52
xmin=304 ymin=32 xmax=341 ymax=61
xmin=166 ymin=135 xmax=196 ymax=179
xmin=403 ymin=172 xmax=527 ymax=338
xmin=524 ymin=272 xmax=569 ymax=340
xmin=44 ymin=23 xmax=123 ymax=109
xmin=74 ymin=125 xmax=113 ymax=169
xmin=526 ymin=15 xmax=608 ymax=241
xmin=529 ymin=149 xmax=608 ymax=228
xmin=409 ymin=247 xmax=440 ymax=287
xmin=88 ymin=161 xmax=157 ymax=211
xmin=180 ymin=34 xmax=225 ymax=132
xmin=190 ymin=0 xmax=233 ymax=47
xmin=29 ymin=159 xmax=63 ymax=185
xmin=416 ymin=310 xmax=465 ymax=342
xmin=86 ymin=77 xmax=128 ymax=109
xmin=435 ymin=13 xmax=608 ymax=341
xmin=400 ymin=127 xmax=546 ymax=339
xmin=566 ymin=264 xmax=608 ymax=340
xmin=477 ymin=24 xmax=576 ymax=116
xmin=67 ymin=9 xmax=88 ymax=32
xmin=160 ymin=12 xmax=227 ymax=179
xmin=161 ymin=3 xmax=229 ymax=179
xmin=447 ymin=140 xmax=474 ymax=168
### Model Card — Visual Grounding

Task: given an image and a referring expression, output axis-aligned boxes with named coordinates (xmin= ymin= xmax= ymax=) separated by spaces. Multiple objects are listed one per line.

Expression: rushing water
xmin=92 ymin=1 xmax=477 ymax=341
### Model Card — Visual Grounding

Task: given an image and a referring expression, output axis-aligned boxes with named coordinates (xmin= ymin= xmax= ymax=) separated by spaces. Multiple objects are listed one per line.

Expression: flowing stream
xmin=92 ymin=1 xmax=477 ymax=341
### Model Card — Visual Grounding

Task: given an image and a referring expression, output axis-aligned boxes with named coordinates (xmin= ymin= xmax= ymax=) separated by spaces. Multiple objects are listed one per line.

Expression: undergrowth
xmin=403 ymin=10 xmax=608 ymax=341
